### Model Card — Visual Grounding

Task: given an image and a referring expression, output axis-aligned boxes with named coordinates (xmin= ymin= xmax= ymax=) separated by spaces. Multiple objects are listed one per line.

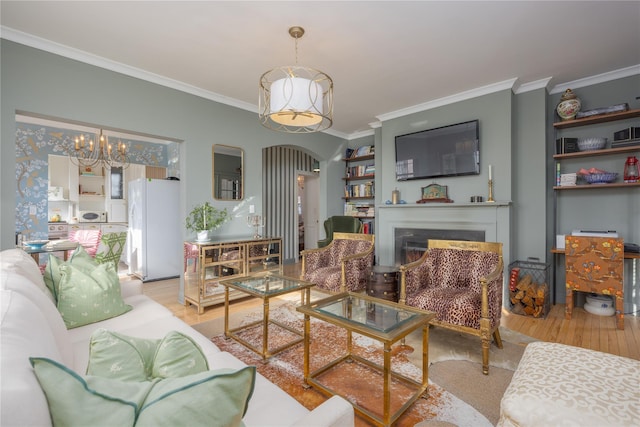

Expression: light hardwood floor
xmin=142 ymin=263 xmax=640 ymax=361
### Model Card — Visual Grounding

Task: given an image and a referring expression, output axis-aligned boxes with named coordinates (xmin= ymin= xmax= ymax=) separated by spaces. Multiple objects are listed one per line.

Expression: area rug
xmin=210 ymin=302 xmax=492 ymax=427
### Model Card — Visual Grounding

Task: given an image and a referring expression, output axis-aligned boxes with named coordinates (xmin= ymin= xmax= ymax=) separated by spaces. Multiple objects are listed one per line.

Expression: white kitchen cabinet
xmin=100 ymin=223 xmax=128 ymax=233
xmin=107 ymin=200 xmax=128 ymax=223
xmin=47 ymin=155 xmax=79 ymax=222
xmin=68 ymin=223 xmax=101 ymax=234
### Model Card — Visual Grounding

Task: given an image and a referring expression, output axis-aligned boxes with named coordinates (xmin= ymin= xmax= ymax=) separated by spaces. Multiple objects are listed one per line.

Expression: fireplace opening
xmin=394 ymin=228 xmax=485 ymax=265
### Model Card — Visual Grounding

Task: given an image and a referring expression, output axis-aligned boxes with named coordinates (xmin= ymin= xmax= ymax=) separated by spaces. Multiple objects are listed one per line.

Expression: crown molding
xmin=549 ymin=65 xmax=640 ymax=94
xmin=346 ymin=129 xmax=375 ymax=140
xmin=3 ymin=26 xmax=638 ymax=140
xmin=1 ymin=26 xmax=258 ymax=114
xmin=514 ymin=77 xmax=553 ymax=94
xmin=375 ymin=78 xmax=518 ymax=124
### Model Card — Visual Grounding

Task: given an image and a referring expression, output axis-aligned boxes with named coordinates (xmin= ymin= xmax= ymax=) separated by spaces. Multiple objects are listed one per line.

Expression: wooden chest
xmin=367 ymin=265 xmax=399 ymax=302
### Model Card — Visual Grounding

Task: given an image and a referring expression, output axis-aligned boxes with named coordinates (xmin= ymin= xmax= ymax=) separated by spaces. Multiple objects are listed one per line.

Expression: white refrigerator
xmin=128 ymin=178 xmax=181 ymax=281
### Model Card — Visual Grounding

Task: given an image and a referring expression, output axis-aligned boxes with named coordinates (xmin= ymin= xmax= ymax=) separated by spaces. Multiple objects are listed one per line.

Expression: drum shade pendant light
xmin=259 ymin=26 xmax=333 ymax=133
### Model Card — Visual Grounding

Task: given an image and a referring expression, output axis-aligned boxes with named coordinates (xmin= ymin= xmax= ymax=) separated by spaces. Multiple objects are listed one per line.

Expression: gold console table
xmin=183 ymin=236 xmax=282 ymax=314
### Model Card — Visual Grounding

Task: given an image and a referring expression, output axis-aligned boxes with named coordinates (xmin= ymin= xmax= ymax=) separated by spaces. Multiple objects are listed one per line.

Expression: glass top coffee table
xmin=297 ymin=292 xmax=435 ymax=427
xmin=219 ymin=272 xmax=315 ymax=361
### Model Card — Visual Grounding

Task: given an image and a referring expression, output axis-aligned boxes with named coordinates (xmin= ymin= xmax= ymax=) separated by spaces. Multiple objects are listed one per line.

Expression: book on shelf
xmin=574 ymin=103 xmax=628 ymax=119
xmin=361 ymin=219 xmax=374 ymax=235
xmin=344 ymin=182 xmax=374 ymax=198
xmin=351 ymin=145 xmax=374 ymax=158
xmin=346 ymin=164 xmax=375 ymax=178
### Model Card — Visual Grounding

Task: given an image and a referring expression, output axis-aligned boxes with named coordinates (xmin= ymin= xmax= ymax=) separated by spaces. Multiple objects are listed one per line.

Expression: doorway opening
xmin=297 ymin=172 xmax=320 ymax=257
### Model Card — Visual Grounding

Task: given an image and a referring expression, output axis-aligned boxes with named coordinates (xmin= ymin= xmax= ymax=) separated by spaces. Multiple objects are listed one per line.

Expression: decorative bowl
xmin=24 ymin=240 xmax=50 ymax=249
xmin=583 ymin=172 xmax=618 ymax=184
xmin=577 ymin=137 xmax=607 ymax=151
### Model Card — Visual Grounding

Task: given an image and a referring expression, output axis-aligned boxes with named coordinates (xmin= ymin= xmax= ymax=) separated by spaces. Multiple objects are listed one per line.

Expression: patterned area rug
xmin=211 ymin=302 xmax=491 ymax=427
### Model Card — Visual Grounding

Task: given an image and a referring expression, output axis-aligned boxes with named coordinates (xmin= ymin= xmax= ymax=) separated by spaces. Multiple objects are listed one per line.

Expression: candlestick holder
xmin=247 ymin=214 xmax=265 ymax=238
xmin=487 ymin=179 xmax=495 ymax=203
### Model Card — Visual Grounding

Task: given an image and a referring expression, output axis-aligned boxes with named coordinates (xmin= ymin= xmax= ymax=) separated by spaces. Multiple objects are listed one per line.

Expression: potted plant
xmin=185 ymin=201 xmax=229 ymax=241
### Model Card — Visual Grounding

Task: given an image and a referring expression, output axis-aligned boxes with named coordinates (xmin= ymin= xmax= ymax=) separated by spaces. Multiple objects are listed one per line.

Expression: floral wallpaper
xmin=15 ymin=122 xmax=171 ymax=240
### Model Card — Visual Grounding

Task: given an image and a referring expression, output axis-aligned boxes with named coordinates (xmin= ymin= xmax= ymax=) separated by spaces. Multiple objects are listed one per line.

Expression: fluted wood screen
xmin=263 ymin=146 xmax=316 ymax=263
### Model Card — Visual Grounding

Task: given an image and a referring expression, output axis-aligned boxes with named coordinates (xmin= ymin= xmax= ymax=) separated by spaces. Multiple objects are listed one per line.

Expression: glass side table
xmin=219 ymin=272 xmax=315 ymax=361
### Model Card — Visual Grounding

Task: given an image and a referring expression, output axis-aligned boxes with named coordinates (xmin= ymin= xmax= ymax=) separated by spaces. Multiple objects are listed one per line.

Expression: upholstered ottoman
xmin=498 ymin=342 xmax=640 ymax=427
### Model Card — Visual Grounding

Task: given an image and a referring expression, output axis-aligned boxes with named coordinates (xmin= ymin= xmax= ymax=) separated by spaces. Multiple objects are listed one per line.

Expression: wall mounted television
xmin=395 ymin=120 xmax=480 ymax=181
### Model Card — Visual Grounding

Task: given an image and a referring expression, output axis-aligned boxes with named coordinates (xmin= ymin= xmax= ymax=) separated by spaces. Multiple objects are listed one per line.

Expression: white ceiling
xmin=2 ymin=1 xmax=639 ymax=139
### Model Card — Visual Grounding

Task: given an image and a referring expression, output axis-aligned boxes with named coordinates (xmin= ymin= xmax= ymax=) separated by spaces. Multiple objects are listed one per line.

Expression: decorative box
xmin=555 ymin=137 xmax=579 ymax=154
xmin=560 ymin=173 xmax=577 ymax=186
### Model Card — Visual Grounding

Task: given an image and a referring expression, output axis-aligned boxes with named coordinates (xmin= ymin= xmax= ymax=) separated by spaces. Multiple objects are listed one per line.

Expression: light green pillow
xmin=30 ymin=357 xmax=256 ymax=427
xmin=87 ymin=330 xmax=209 ymax=381
xmin=31 ymin=357 xmax=149 ymax=426
xmin=151 ymin=331 xmax=209 ymax=379
xmin=87 ymin=329 xmax=159 ymax=381
xmin=136 ymin=366 xmax=255 ymax=427
xmin=43 ymin=245 xmax=97 ymax=301
xmin=57 ymin=262 xmax=132 ymax=329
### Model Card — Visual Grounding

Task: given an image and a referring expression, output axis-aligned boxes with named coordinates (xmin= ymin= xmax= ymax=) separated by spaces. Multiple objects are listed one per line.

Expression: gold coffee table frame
xmin=219 ymin=272 xmax=314 ymax=361
xmin=297 ymin=292 xmax=435 ymax=427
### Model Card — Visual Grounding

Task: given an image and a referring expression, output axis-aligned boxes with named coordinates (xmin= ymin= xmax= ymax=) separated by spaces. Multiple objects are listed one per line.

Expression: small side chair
xmin=302 ymin=232 xmax=374 ymax=293
xmin=68 ymin=229 xmax=102 ymax=258
xmin=95 ymin=232 xmax=128 ymax=270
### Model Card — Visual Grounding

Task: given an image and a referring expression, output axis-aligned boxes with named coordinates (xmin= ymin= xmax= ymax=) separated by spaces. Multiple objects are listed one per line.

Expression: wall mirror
xmin=212 ymin=144 xmax=243 ymax=200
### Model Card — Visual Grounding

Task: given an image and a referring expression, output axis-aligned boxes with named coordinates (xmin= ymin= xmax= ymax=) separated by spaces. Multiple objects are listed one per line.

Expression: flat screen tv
xmin=395 ymin=120 xmax=480 ymax=181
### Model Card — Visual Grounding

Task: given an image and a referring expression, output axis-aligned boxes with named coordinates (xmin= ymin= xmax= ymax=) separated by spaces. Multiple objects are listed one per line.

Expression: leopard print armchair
xmin=301 ymin=232 xmax=375 ymax=293
xmin=399 ymin=239 xmax=504 ymax=375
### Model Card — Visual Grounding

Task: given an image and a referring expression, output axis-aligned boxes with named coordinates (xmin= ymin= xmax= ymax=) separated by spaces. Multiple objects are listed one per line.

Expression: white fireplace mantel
xmin=376 ymin=201 xmax=512 ymax=267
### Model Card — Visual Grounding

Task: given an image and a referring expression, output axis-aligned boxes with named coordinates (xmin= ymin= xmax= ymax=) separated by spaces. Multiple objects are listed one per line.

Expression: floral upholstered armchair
xmin=399 ymin=239 xmax=504 ymax=375
xmin=301 ymin=232 xmax=375 ymax=293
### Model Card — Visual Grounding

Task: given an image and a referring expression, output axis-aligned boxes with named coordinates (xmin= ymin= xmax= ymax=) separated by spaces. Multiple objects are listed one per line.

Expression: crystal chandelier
xmin=69 ymin=129 xmax=130 ymax=170
xmin=259 ymin=26 xmax=333 ymax=133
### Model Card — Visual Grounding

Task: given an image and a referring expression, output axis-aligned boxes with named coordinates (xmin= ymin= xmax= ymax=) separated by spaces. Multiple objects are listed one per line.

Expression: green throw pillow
xmin=43 ymin=245 xmax=97 ymax=301
xmin=30 ymin=357 xmax=255 ymax=427
xmin=87 ymin=330 xmax=209 ymax=381
xmin=151 ymin=331 xmax=209 ymax=379
xmin=57 ymin=262 xmax=132 ymax=329
xmin=87 ymin=329 xmax=159 ymax=381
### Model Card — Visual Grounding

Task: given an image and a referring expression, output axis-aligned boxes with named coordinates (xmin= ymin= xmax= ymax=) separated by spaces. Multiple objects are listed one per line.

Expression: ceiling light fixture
xmin=259 ymin=26 xmax=333 ymax=133
xmin=70 ymin=129 xmax=130 ymax=170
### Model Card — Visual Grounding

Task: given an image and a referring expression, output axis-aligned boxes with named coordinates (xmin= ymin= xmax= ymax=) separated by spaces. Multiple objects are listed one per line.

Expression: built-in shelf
xmin=378 ymin=201 xmax=512 ymax=208
xmin=553 ymin=108 xmax=640 ymax=129
xmin=553 ymin=145 xmax=640 ymax=159
xmin=343 ymin=196 xmax=374 ymax=200
xmin=342 ymin=175 xmax=374 ymax=181
xmin=343 ymin=154 xmax=374 ymax=162
xmin=554 ymin=182 xmax=640 ymax=190
xmin=551 ymin=247 xmax=640 ymax=260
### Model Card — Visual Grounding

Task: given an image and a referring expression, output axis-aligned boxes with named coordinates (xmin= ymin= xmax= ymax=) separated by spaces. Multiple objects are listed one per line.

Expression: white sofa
xmin=1 ymin=249 xmax=354 ymax=427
